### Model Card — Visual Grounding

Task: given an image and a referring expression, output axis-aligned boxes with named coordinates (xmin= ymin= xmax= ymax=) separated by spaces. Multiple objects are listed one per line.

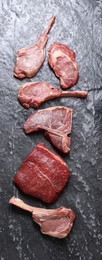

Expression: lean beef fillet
xmin=48 ymin=42 xmax=79 ymax=89
xmin=24 ymin=106 xmax=72 ymax=153
xmin=13 ymin=143 xmax=70 ymax=203
xmin=18 ymin=81 xmax=88 ymax=108
xmin=14 ymin=16 xmax=55 ymax=79
xmin=9 ymin=197 xmax=76 ymax=239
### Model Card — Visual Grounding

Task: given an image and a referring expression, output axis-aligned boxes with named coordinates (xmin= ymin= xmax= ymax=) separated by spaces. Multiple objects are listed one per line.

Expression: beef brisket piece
xmin=24 ymin=106 xmax=72 ymax=153
xmin=14 ymin=16 xmax=55 ymax=79
xmin=9 ymin=197 xmax=76 ymax=239
xmin=48 ymin=42 xmax=79 ymax=89
xmin=13 ymin=143 xmax=70 ymax=203
xmin=18 ymin=81 xmax=88 ymax=109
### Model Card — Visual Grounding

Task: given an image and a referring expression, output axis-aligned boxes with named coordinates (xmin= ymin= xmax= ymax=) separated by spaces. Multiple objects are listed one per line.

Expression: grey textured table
xmin=0 ymin=0 xmax=102 ymax=259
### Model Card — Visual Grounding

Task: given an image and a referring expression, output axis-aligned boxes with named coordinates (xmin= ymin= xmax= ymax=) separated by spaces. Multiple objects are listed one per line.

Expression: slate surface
xmin=0 ymin=0 xmax=102 ymax=259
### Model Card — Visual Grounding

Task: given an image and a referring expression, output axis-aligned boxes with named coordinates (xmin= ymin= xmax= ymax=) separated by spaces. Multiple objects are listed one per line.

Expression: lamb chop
xmin=48 ymin=42 xmax=79 ymax=89
xmin=24 ymin=106 xmax=72 ymax=153
xmin=18 ymin=81 xmax=88 ymax=109
xmin=9 ymin=197 xmax=76 ymax=239
xmin=13 ymin=143 xmax=70 ymax=203
xmin=14 ymin=16 xmax=55 ymax=79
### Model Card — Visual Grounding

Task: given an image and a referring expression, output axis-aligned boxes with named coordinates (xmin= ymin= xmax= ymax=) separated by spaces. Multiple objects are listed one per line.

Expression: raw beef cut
xmin=48 ymin=42 xmax=79 ymax=89
xmin=24 ymin=106 xmax=72 ymax=153
xmin=9 ymin=197 xmax=76 ymax=239
xmin=13 ymin=143 xmax=70 ymax=203
xmin=14 ymin=16 xmax=55 ymax=79
xmin=18 ymin=81 xmax=88 ymax=108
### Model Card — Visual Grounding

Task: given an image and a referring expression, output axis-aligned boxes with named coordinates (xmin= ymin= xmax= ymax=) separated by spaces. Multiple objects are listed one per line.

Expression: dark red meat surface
xmin=24 ymin=106 xmax=72 ymax=153
xmin=13 ymin=143 xmax=70 ymax=203
xmin=18 ymin=81 xmax=88 ymax=108
xmin=14 ymin=16 xmax=55 ymax=79
xmin=9 ymin=197 xmax=76 ymax=239
xmin=48 ymin=42 xmax=79 ymax=89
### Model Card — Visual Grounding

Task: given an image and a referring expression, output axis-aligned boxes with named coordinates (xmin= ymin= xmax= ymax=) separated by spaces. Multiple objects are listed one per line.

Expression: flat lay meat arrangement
xmin=14 ymin=16 xmax=55 ymax=79
xmin=13 ymin=143 xmax=70 ymax=203
xmin=48 ymin=42 xmax=79 ymax=89
xmin=9 ymin=197 xmax=76 ymax=239
xmin=18 ymin=81 xmax=88 ymax=109
xmin=24 ymin=106 xmax=72 ymax=153
xmin=9 ymin=15 xmax=89 ymax=239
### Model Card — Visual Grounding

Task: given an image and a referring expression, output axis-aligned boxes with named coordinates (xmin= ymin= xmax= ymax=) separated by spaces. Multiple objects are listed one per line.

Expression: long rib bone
xmin=9 ymin=197 xmax=76 ymax=239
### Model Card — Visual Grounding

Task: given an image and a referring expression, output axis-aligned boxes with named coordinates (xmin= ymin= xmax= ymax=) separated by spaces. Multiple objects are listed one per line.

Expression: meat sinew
xmin=13 ymin=143 xmax=70 ymax=203
xmin=24 ymin=106 xmax=72 ymax=153
xmin=14 ymin=16 xmax=55 ymax=79
xmin=48 ymin=42 xmax=79 ymax=89
xmin=18 ymin=81 xmax=88 ymax=108
xmin=9 ymin=197 xmax=76 ymax=239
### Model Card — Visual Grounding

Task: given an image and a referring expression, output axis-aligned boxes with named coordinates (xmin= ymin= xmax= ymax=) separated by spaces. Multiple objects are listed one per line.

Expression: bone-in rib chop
xmin=14 ymin=16 xmax=55 ymax=79
xmin=9 ymin=197 xmax=76 ymax=239
xmin=18 ymin=81 xmax=88 ymax=108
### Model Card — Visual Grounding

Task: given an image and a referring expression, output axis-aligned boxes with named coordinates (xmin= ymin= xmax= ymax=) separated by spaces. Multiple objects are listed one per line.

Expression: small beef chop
xmin=24 ymin=106 xmax=72 ymax=153
xmin=48 ymin=42 xmax=79 ymax=89
xmin=9 ymin=197 xmax=76 ymax=239
xmin=14 ymin=16 xmax=55 ymax=79
xmin=18 ymin=81 xmax=88 ymax=108
xmin=13 ymin=143 xmax=70 ymax=203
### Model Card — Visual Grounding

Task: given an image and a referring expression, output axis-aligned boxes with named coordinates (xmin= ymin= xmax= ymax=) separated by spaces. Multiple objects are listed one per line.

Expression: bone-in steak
xmin=24 ymin=106 xmax=72 ymax=153
xmin=13 ymin=143 xmax=70 ymax=203
xmin=18 ymin=81 xmax=88 ymax=108
xmin=9 ymin=197 xmax=76 ymax=239
xmin=48 ymin=42 xmax=79 ymax=89
xmin=14 ymin=16 xmax=55 ymax=79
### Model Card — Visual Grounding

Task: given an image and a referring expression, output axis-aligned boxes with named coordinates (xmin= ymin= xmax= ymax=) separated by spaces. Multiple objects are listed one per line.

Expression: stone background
xmin=0 ymin=0 xmax=102 ymax=259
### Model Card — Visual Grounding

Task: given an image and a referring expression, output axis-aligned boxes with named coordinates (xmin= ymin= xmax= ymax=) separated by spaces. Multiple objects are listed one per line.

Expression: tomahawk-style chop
xmin=24 ymin=106 xmax=72 ymax=153
xmin=14 ymin=16 xmax=55 ymax=79
xmin=18 ymin=81 xmax=88 ymax=108
xmin=13 ymin=143 xmax=70 ymax=203
xmin=48 ymin=42 xmax=79 ymax=89
xmin=9 ymin=197 xmax=76 ymax=239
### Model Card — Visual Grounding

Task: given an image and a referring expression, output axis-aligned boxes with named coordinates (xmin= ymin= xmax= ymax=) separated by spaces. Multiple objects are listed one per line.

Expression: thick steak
xmin=13 ymin=143 xmax=70 ymax=203
xmin=24 ymin=106 xmax=72 ymax=153
xmin=48 ymin=42 xmax=79 ymax=89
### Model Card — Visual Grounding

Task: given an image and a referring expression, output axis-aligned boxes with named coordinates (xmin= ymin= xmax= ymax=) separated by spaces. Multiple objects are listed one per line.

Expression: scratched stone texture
xmin=0 ymin=0 xmax=102 ymax=259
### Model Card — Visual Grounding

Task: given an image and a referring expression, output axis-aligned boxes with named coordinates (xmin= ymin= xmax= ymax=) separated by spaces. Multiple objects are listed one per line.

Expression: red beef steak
xmin=13 ymin=143 xmax=70 ymax=203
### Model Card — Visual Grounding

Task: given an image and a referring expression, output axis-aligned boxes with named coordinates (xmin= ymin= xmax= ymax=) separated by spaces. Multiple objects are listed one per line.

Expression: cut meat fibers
xmin=9 ymin=197 xmax=76 ymax=239
xmin=13 ymin=143 xmax=70 ymax=203
xmin=24 ymin=106 xmax=72 ymax=153
xmin=18 ymin=81 xmax=88 ymax=109
xmin=14 ymin=16 xmax=55 ymax=79
xmin=48 ymin=42 xmax=79 ymax=89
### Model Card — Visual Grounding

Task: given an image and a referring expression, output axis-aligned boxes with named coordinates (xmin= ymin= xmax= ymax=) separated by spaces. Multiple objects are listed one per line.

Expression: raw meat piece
xmin=24 ymin=106 xmax=72 ymax=153
xmin=14 ymin=16 xmax=55 ymax=79
xmin=18 ymin=81 xmax=88 ymax=108
xmin=9 ymin=197 xmax=76 ymax=239
xmin=13 ymin=143 xmax=70 ymax=203
xmin=48 ymin=42 xmax=79 ymax=89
